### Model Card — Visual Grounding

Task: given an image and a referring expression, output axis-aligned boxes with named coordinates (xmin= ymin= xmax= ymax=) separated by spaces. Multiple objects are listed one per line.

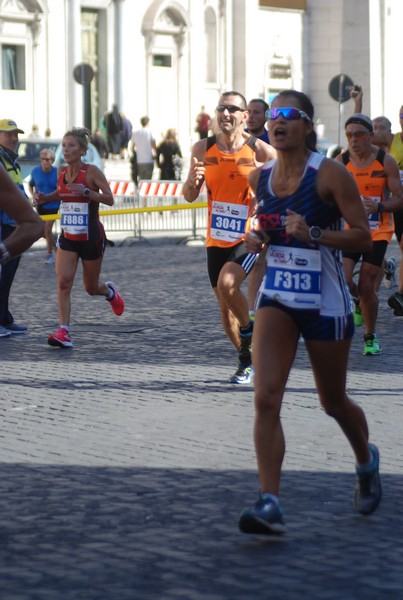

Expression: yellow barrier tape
xmin=39 ymin=201 xmax=208 ymax=221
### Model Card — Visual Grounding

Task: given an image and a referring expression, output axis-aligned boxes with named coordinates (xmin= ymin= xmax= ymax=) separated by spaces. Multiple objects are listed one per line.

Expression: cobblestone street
xmin=0 ymin=238 xmax=402 ymax=600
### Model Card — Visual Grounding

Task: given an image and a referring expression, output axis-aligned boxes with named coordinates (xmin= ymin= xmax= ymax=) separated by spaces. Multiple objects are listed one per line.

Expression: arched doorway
xmin=142 ymin=1 xmax=189 ymax=143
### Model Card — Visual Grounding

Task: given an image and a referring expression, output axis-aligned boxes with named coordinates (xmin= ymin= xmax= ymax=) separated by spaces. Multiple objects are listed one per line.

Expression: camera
xmin=351 ymin=84 xmax=362 ymax=97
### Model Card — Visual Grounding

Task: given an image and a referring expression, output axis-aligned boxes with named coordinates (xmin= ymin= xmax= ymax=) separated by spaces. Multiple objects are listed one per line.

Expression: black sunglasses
xmin=216 ymin=104 xmax=245 ymax=114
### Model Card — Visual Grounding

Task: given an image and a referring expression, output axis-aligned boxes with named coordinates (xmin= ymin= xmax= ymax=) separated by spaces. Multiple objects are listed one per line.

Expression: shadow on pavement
xmin=0 ymin=465 xmax=402 ymax=600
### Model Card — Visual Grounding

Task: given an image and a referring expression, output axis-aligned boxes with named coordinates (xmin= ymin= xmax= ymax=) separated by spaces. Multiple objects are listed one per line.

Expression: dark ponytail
xmin=306 ymin=129 xmax=317 ymax=152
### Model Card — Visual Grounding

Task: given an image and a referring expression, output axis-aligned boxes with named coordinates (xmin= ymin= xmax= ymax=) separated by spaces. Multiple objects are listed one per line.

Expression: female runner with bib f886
xmin=37 ymin=127 xmax=124 ymax=348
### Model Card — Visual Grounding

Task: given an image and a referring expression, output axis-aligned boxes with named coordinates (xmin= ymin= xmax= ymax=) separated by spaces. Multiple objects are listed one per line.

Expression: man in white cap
xmin=0 ymin=118 xmax=29 ymax=337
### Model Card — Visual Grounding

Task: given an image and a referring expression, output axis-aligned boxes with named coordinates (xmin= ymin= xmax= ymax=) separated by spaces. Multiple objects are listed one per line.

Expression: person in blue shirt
xmin=28 ymin=148 xmax=59 ymax=264
xmin=246 ymin=98 xmax=270 ymax=144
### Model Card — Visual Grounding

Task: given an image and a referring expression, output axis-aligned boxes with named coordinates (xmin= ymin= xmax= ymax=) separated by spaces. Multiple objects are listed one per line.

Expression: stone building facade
xmin=0 ymin=0 xmax=400 ymax=151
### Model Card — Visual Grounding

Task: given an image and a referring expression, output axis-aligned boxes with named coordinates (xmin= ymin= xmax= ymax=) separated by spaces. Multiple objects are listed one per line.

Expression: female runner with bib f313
xmin=238 ymin=90 xmax=381 ymax=535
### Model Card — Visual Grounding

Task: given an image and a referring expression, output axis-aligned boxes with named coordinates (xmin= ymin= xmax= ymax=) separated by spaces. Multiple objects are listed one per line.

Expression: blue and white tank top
xmin=256 ymin=152 xmax=352 ymax=317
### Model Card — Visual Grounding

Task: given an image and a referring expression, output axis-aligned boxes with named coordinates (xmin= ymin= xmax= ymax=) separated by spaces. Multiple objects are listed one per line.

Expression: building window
xmin=153 ymin=54 xmax=172 ymax=67
xmin=2 ymin=44 xmax=26 ymax=90
xmin=265 ymin=56 xmax=293 ymax=102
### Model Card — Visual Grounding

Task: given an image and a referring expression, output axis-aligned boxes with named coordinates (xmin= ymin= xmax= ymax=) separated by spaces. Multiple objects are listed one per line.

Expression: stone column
xmin=28 ymin=12 xmax=42 ymax=125
xmin=66 ymin=0 xmax=82 ymax=126
xmin=114 ymin=0 xmax=125 ymax=109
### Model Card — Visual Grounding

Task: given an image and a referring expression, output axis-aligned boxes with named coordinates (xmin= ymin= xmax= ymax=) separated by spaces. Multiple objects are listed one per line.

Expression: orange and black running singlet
xmin=343 ymin=149 xmax=393 ymax=242
xmin=204 ymin=135 xmax=257 ymax=248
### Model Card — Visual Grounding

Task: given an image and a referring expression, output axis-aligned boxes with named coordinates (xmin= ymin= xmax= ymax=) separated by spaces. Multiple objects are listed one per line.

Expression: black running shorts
xmin=57 ymin=234 xmax=106 ymax=261
xmin=206 ymin=242 xmax=259 ymax=288
xmin=343 ymin=239 xmax=388 ymax=268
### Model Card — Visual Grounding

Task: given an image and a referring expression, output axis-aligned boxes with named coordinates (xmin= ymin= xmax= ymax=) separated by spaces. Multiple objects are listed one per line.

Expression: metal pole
xmin=83 ymin=84 xmax=92 ymax=131
xmin=337 ymin=75 xmax=345 ymax=147
xmin=191 ymin=207 xmax=197 ymax=240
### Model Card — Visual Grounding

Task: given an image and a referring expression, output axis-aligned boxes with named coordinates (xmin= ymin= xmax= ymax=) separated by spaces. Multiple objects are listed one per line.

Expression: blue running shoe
xmin=353 ymin=443 xmax=381 ymax=515
xmin=229 ymin=364 xmax=253 ymax=384
xmin=238 ymin=493 xmax=286 ymax=534
xmin=5 ymin=322 xmax=28 ymax=334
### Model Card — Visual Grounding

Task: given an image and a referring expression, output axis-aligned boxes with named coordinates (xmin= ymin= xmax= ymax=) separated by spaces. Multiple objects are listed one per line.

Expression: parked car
xmin=17 ymin=138 xmax=103 ymax=197
xmin=16 ymin=138 xmax=61 ymax=180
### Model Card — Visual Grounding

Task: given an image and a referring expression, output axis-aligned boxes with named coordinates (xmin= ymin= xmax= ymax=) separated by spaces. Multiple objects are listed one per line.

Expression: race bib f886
xmin=61 ymin=202 xmax=89 ymax=237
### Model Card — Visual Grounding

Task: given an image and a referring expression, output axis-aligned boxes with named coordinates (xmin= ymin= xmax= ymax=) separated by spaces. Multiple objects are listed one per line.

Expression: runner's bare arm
xmin=286 ymin=159 xmax=372 ymax=252
xmin=0 ymin=169 xmax=44 ymax=259
xmin=86 ymin=165 xmax=114 ymax=206
xmin=183 ymin=140 xmax=207 ymax=202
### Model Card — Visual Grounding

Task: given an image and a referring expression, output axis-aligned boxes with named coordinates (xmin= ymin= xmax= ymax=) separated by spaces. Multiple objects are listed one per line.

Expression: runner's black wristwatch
xmin=83 ymin=188 xmax=90 ymax=197
xmin=309 ymin=226 xmax=322 ymax=242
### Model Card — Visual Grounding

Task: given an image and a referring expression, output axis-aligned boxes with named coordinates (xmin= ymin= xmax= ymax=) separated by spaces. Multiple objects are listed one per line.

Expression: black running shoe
xmin=387 ymin=291 xmax=403 ymax=316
